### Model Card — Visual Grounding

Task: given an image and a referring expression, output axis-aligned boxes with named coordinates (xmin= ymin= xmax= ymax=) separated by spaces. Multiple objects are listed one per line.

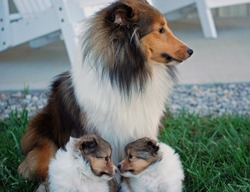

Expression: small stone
xmin=32 ymin=96 xmax=39 ymax=101
xmin=25 ymin=95 xmax=32 ymax=100
xmin=11 ymin=91 xmax=22 ymax=98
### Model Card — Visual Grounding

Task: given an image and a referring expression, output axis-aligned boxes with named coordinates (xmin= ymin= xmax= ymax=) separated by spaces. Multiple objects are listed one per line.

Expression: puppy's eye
xmin=158 ymin=28 xmax=165 ymax=34
xmin=105 ymin=157 xmax=109 ymax=162
xmin=128 ymin=154 xmax=133 ymax=159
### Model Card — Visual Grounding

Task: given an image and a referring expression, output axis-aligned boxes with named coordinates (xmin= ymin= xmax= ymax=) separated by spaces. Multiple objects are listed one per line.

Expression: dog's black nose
xmin=187 ymin=49 xmax=193 ymax=56
xmin=118 ymin=164 xmax=121 ymax=170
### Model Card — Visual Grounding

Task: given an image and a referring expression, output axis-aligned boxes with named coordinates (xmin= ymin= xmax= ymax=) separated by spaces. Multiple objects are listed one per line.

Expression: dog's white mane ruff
xmin=71 ymin=24 xmax=175 ymax=164
xmin=48 ymin=137 xmax=110 ymax=192
xmin=121 ymin=143 xmax=184 ymax=192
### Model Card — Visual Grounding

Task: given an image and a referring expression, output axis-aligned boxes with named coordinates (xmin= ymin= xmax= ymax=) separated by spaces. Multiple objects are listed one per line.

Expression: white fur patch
xmin=72 ymin=47 xmax=174 ymax=164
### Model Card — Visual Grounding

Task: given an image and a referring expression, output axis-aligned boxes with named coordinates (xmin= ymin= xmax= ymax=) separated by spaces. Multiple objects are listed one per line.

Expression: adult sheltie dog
xmin=18 ymin=0 xmax=193 ymax=181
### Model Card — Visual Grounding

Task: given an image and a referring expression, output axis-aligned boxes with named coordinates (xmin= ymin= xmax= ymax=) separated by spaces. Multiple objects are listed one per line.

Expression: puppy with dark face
xmin=118 ymin=137 xmax=184 ymax=192
xmin=48 ymin=134 xmax=118 ymax=192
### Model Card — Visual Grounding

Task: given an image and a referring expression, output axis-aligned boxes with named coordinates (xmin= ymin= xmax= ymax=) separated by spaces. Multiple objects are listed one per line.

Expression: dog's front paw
xmin=18 ymin=159 xmax=32 ymax=179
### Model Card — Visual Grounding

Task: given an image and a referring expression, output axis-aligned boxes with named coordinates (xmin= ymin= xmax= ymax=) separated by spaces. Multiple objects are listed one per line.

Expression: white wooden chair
xmin=0 ymin=0 xmax=114 ymax=65
xmin=0 ymin=0 xmax=61 ymax=52
xmin=150 ymin=0 xmax=250 ymax=38
xmin=50 ymin=0 xmax=114 ymax=64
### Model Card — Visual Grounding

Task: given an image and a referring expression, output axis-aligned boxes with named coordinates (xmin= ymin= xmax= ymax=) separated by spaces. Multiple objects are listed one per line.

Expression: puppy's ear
xmin=147 ymin=140 xmax=159 ymax=154
xmin=81 ymin=138 xmax=97 ymax=154
xmin=106 ymin=3 xmax=134 ymax=26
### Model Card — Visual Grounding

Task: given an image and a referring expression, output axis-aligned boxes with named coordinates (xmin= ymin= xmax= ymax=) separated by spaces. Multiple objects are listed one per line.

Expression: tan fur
xmin=122 ymin=0 xmax=191 ymax=64
xmin=88 ymin=156 xmax=116 ymax=176
xmin=119 ymin=154 xmax=152 ymax=175
xmin=75 ymin=134 xmax=116 ymax=178
xmin=119 ymin=137 xmax=161 ymax=175
xmin=78 ymin=135 xmax=118 ymax=191
xmin=141 ymin=18 xmax=190 ymax=63
xmin=18 ymin=138 xmax=57 ymax=180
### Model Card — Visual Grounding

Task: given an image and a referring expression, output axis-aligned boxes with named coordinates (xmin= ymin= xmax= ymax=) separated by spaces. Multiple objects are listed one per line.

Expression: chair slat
xmin=80 ymin=0 xmax=114 ymax=7
xmin=21 ymin=0 xmax=33 ymax=13
xmin=36 ymin=0 xmax=52 ymax=12
xmin=79 ymin=0 xmax=114 ymax=17
xmin=12 ymin=0 xmax=26 ymax=15
xmin=28 ymin=0 xmax=40 ymax=13
xmin=13 ymin=0 xmax=52 ymax=17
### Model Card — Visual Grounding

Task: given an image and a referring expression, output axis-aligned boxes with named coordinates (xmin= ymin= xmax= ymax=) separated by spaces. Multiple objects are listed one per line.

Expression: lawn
xmin=0 ymin=110 xmax=249 ymax=191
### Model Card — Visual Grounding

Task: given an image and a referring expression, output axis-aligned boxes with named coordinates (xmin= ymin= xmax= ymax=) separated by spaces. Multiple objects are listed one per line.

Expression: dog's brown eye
xmin=128 ymin=154 xmax=133 ymax=159
xmin=158 ymin=28 xmax=165 ymax=34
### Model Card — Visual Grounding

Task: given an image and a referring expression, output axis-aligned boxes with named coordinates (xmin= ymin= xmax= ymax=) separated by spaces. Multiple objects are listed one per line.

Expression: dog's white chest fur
xmin=72 ymin=60 xmax=174 ymax=163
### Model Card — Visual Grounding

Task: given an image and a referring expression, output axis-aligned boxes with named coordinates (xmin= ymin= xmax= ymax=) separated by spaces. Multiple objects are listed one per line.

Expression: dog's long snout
xmin=187 ymin=48 xmax=193 ymax=56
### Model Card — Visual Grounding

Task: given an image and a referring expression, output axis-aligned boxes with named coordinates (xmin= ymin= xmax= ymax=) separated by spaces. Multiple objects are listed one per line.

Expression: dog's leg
xmin=18 ymin=141 xmax=57 ymax=180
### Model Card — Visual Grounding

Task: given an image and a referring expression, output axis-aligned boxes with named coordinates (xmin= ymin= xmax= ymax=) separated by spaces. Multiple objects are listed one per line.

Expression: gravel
xmin=0 ymin=83 xmax=250 ymax=120
xmin=169 ymin=83 xmax=250 ymax=116
xmin=0 ymin=90 xmax=49 ymax=120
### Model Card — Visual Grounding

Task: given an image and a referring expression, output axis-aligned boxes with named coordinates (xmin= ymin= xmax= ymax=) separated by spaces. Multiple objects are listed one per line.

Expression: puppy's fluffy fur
xmin=119 ymin=138 xmax=184 ymax=192
xmin=48 ymin=135 xmax=117 ymax=192
xmin=18 ymin=0 xmax=192 ymax=181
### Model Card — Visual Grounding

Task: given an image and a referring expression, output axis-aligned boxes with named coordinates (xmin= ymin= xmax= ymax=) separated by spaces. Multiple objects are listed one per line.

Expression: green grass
xmin=0 ymin=110 xmax=249 ymax=191
xmin=160 ymin=112 xmax=250 ymax=192
xmin=0 ymin=110 xmax=38 ymax=191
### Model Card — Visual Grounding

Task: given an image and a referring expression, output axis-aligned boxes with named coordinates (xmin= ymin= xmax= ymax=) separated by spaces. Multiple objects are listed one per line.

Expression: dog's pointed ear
xmin=82 ymin=138 xmax=97 ymax=149
xmin=147 ymin=140 xmax=159 ymax=154
xmin=81 ymin=138 xmax=97 ymax=154
xmin=106 ymin=3 xmax=134 ymax=26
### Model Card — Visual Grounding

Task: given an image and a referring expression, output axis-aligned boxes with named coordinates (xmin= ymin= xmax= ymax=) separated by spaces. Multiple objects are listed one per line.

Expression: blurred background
xmin=0 ymin=0 xmax=250 ymax=90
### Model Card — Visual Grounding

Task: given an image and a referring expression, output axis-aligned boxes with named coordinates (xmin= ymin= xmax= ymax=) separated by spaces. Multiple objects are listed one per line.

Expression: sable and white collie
xmin=18 ymin=0 xmax=193 ymax=181
xmin=48 ymin=134 xmax=118 ymax=192
xmin=118 ymin=137 xmax=184 ymax=192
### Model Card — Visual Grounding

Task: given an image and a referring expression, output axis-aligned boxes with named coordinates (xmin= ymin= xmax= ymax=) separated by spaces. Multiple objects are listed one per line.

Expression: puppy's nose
xmin=187 ymin=48 xmax=193 ymax=56
xmin=118 ymin=164 xmax=121 ymax=170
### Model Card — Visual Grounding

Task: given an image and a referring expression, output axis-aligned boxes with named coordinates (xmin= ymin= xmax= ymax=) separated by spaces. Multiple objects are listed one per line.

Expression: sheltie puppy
xmin=18 ymin=0 xmax=193 ymax=181
xmin=118 ymin=137 xmax=184 ymax=192
xmin=48 ymin=134 xmax=118 ymax=192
